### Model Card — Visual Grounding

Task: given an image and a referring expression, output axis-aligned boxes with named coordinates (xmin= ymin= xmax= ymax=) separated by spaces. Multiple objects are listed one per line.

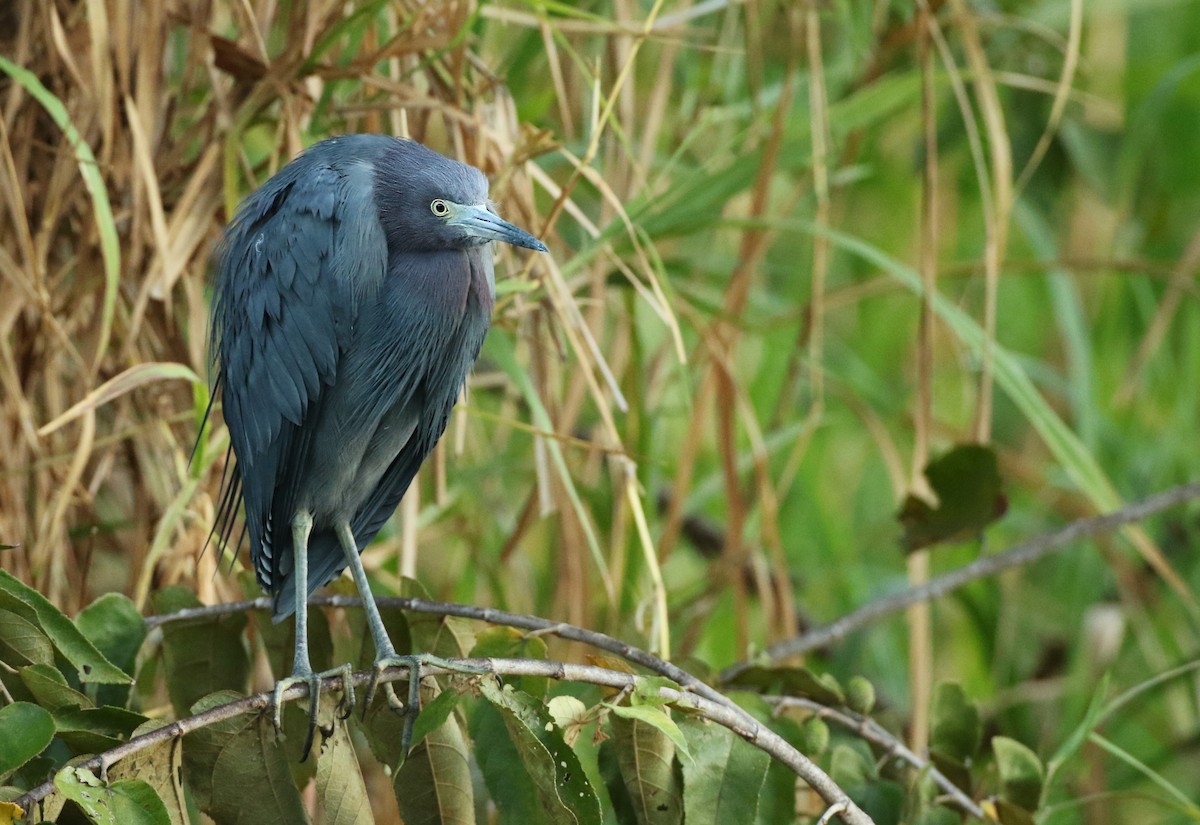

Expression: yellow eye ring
xmin=430 ymin=199 xmax=450 ymax=217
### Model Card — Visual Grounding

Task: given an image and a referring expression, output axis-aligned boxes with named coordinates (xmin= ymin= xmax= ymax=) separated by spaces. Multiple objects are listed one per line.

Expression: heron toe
xmin=363 ymin=652 xmax=488 ymax=757
xmin=271 ymin=662 xmax=356 ymax=760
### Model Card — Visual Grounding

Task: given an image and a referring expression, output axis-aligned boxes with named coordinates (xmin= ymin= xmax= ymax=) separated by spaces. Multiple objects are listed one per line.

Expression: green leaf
xmin=54 ymin=705 xmax=148 ymax=754
xmin=678 ymin=718 xmax=770 ymax=825
xmin=0 ymin=570 xmax=131 ymax=684
xmin=898 ymin=444 xmax=1007 ymax=552
xmin=109 ymin=721 xmax=189 ymax=825
xmin=606 ymin=703 xmax=690 ymax=761
xmin=0 ymin=702 xmax=55 ymax=779
xmin=992 ymin=737 xmax=1044 ymax=812
xmin=726 ymin=665 xmax=844 ymax=705
xmin=54 ymin=767 xmax=171 ymax=825
xmin=75 ymin=593 xmax=146 ymax=706
xmin=153 ymin=587 xmax=249 ymax=717
xmin=0 ymin=609 xmax=55 ymax=669
xmin=470 ymin=699 xmax=541 ymax=824
xmin=392 ymin=706 xmax=474 ymax=825
xmin=314 ymin=695 xmax=372 ymax=825
xmin=477 ymin=679 xmax=602 ymax=825
xmin=931 ymin=683 xmax=981 ymax=763
xmin=20 ymin=663 xmax=91 ymax=712
xmin=609 ymin=702 xmax=683 ymax=825
xmin=183 ymin=691 xmax=308 ymax=825
xmin=408 ymin=687 xmax=463 ymax=752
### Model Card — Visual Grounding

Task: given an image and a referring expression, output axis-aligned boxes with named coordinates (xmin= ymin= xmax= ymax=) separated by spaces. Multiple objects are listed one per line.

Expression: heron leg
xmin=334 ymin=521 xmax=485 ymax=756
xmin=271 ymin=511 xmax=355 ymax=761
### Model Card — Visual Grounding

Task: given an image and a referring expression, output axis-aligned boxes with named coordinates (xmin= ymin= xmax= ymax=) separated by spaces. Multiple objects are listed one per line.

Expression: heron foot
xmin=362 ymin=653 xmax=487 ymax=757
xmin=271 ymin=663 xmax=356 ymax=760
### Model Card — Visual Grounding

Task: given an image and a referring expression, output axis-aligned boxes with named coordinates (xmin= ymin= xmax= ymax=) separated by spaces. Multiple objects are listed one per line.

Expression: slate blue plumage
xmin=209 ymin=134 xmax=546 ymax=756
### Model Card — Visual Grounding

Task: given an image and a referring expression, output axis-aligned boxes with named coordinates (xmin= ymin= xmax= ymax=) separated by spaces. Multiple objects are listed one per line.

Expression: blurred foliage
xmin=2 ymin=0 xmax=1200 ymax=822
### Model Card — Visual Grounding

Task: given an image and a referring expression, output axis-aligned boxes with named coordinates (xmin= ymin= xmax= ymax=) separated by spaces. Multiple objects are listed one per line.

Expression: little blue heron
xmin=207 ymin=134 xmax=546 ymax=756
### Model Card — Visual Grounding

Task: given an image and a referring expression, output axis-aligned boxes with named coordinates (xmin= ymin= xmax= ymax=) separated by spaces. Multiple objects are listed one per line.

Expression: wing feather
xmin=212 ymin=139 xmax=390 ymax=593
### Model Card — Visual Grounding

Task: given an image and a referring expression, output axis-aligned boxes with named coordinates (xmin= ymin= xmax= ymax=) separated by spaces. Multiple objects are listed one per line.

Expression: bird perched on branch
xmin=206 ymin=134 xmax=547 ymax=757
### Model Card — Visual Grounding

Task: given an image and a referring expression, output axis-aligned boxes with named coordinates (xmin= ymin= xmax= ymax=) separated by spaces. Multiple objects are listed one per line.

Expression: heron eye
xmin=430 ymin=199 xmax=450 ymax=217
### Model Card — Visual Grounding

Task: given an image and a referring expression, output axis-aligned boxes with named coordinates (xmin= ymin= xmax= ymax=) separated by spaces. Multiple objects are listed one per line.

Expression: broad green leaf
xmin=153 ymin=587 xmax=249 ymax=717
xmin=392 ymin=706 xmax=474 ymax=825
xmin=992 ymin=737 xmax=1044 ymax=812
xmin=898 ymin=444 xmax=1007 ymax=552
xmin=609 ymin=703 xmax=683 ymax=825
xmin=54 ymin=706 xmax=148 ymax=754
xmin=0 ymin=570 xmax=130 ymax=684
xmin=54 ymin=767 xmax=171 ymax=825
xmin=20 ymin=663 xmax=92 ymax=712
xmin=359 ymin=682 xmax=450 ymax=769
xmin=0 ymin=702 xmax=55 ymax=779
xmin=75 ymin=593 xmax=146 ymax=679
xmin=183 ymin=691 xmax=308 ymax=825
xmin=0 ymin=609 xmax=54 ymax=669
xmin=314 ymin=695 xmax=372 ymax=825
xmin=931 ymin=683 xmax=981 ymax=763
xmin=606 ymin=703 xmax=689 ymax=760
xmin=409 ymin=687 xmax=463 ymax=752
xmin=109 ymin=721 xmax=189 ymax=825
xmin=678 ymin=718 xmax=770 ymax=825
xmin=726 ymin=665 xmax=844 ymax=706
xmin=478 ymin=679 xmax=602 ymax=825
xmin=470 ymin=698 xmax=541 ymax=824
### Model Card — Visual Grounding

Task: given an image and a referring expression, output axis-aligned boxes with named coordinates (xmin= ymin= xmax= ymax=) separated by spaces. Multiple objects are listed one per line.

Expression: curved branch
xmin=13 ymin=657 xmax=876 ymax=825
xmin=768 ymin=696 xmax=985 ymax=819
xmin=146 ymin=593 xmax=740 ymax=713
xmin=722 ymin=482 xmax=1200 ymax=681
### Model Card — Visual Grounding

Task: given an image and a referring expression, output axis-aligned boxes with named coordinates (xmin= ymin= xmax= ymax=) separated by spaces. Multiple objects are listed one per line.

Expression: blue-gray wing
xmin=211 ymin=146 xmax=387 ymax=592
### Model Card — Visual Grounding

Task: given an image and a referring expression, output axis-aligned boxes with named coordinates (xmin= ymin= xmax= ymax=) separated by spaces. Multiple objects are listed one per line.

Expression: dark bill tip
xmin=451 ymin=204 xmax=548 ymax=253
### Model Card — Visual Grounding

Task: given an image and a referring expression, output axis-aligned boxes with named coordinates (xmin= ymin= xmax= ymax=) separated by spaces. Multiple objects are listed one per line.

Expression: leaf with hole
xmin=0 ymin=570 xmax=130 ymax=684
xmin=609 ymin=701 xmax=683 ymax=825
xmin=54 ymin=767 xmax=171 ymax=825
xmin=478 ymin=678 xmax=602 ymax=825
xmin=678 ymin=717 xmax=770 ymax=825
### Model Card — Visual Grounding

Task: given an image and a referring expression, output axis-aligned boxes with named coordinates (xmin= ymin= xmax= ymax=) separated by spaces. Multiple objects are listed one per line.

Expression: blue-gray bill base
xmin=205 ymin=135 xmax=547 ymax=759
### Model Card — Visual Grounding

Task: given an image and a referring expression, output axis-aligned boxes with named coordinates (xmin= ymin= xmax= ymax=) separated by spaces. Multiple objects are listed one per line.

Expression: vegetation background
xmin=1 ymin=0 xmax=1199 ymax=823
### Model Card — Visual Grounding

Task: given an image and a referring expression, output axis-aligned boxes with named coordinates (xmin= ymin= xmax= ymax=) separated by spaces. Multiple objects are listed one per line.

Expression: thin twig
xmin=722 ymin=482 xmax=1200 ymax=681
xmin=769 ymin=696 xmax=986 ymax=820
xmin=12 ymin=657 xmax=876 ymax=825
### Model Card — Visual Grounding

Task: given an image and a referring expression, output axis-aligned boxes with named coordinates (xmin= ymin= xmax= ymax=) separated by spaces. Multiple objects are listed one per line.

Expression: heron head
xmin=375 ymin=140 xmax=547 ymax=255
